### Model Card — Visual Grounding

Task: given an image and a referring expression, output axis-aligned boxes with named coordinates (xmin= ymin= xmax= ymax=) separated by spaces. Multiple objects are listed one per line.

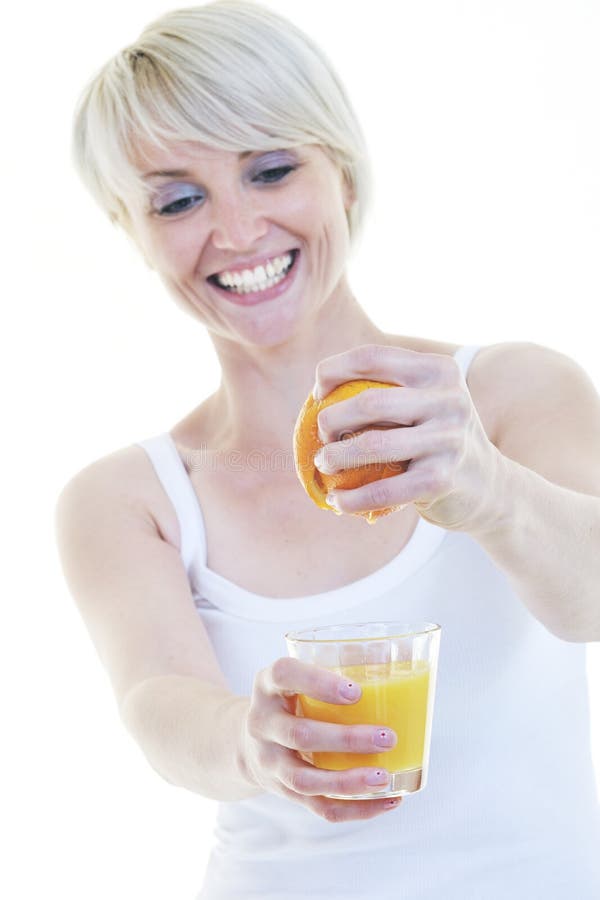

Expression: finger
xmin=311 ymin=794 xmax=402 ymax=823
xmin=316 ymin=386 xmax=442 ymax=443
xmin=315 ymin=423 xmax=435 ymax=475
xmin=279 ymin=752 xmax=395 ymax=798
xmin=270 ymin=710 xmax=397 ymax=755
xmin=326 ymin=464 xmax=441 ymax=516
xmin=314 ymin=344 xmax=461 ymax=399
xmin=277 ymin=778 xmax=402 ymax=822
xmin=263 ymin=657 xmax=364 ymax=705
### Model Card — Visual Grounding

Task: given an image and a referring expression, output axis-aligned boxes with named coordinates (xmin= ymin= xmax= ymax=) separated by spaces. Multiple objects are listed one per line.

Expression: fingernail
xmin=314 ymin=450 xmax=334 ymax=474
xmin=375 ymin=729 xmax=396 ymax=748
xmin=339 ymin=681 xmax=361 ymax=700
xmin=366 ymin=769 xmax=390 ymax=786
xmin=326 ymin=492 xmax=341 ymax=511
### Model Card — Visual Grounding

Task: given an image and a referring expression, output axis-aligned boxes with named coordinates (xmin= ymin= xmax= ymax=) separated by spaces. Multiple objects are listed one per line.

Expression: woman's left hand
xmin=313 ymin=344 xmax=506 ymax=534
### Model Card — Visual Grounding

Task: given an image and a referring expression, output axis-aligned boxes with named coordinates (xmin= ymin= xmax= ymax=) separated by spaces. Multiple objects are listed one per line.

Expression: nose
xmin=209 ymin=189 xmax=268 ymax=251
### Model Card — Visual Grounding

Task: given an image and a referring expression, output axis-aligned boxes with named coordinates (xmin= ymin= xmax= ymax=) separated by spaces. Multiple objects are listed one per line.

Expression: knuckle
xmin=342 ymin=727 xmax=365 ymax=753
xmin=332 ymin=769 xmax=357 ymax=795
xmin=287 ymin=766 xmax=310 ymax=794
xmin=253 ymin=666 xmax=268 ymax=694
xmin=322 ymin=804 xmax=345 ymax=824
xmin=249 ymin=706 xmax=274 ymax=744
xmin=369 ymin=387 xmax=395 ymax=415
xmin=287 ymin=720 xmax=312 ymax=751
xmin=306 ymin=668 xmax=338 ymax=703
xmin=358 ymin=428 xmax=385 ymax=455
xmin=445 ymin=389 xmax=470 ymax=425
xmin=442 ymin=357 xmax=463 ymax=386
xmin=314 ymin=358 xmax=327 ymax=385
xmin=366 ymin=479 xmax=394 ymax=509
xmin=428 ymin=465 xmax=450 ymax=494
xmin=245 ymin=705 xmax=262 ymax=738
xmin=270 ymin=656 xmax=293 ymax=689
xmin=357 ymin=343 xmax=381 ymax=373
xmin=419 ymin=358 xmax=441 ymax=387
xmin=418 ymin=468 xmax=441 ymax=498
xmin=355 ymin=387 xmax=376 ymax=415
xmin=443 ymin=426 xmax=464 ymax=452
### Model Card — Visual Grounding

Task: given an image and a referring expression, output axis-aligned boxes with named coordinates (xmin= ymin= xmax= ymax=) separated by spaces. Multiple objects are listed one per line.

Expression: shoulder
xmin=468 ymin=339 xmax=599 ymax=433
xmin=468 ymin=341 xmax=600 ymax=493
xmin=55 ymin=443 xmax=181 ymax=551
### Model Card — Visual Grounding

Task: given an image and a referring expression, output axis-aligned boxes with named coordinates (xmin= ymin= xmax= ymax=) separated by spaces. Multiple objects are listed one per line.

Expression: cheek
xmin=138 ymin=224 xmax=200 ymax=275
xmin=288 ymin=180 xmax=349 ymax=245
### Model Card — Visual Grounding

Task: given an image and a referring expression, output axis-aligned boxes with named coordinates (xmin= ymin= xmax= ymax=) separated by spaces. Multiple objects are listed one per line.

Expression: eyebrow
xmin=142 ymin=150 xmax=254 ymax=180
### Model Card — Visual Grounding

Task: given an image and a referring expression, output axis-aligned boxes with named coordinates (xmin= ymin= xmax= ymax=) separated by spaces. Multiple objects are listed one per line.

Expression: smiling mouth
xmin=207 ymin=249 xmax=299 ymax=295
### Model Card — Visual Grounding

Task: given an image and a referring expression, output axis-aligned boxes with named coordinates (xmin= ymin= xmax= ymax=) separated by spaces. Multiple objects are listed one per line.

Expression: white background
xmin=3 ymin=1 xmax=599 ymax=898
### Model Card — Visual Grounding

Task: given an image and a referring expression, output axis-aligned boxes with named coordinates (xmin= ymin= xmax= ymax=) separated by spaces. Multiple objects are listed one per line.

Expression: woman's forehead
xmin=131 ymin=140 xmax=322 ymax=177
xmin=131 ymin=141 xmax=238 ymax=173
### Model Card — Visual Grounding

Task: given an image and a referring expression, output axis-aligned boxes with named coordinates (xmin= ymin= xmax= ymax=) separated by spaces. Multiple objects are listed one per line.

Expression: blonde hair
xmin=72 ymin=0 xmax=372 ymax=244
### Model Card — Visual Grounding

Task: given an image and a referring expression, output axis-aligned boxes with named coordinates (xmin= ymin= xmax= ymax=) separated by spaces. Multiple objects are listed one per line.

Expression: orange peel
xmin=292 ymin=379 xmax=409 ymax=524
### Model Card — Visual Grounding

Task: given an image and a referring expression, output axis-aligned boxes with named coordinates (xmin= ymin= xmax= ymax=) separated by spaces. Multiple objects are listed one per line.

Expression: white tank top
xmin=136 ymin=346 xmax=600 ymax=899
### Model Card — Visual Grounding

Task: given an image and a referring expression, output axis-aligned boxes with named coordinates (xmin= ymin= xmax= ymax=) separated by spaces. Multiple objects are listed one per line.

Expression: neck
xmin=202 ymin=276 xmax=389 ymax=455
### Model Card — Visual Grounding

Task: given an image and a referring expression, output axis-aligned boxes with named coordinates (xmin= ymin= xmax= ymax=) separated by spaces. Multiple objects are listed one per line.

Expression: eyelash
xmin=155 ymin=164 xmax=297 ymax=217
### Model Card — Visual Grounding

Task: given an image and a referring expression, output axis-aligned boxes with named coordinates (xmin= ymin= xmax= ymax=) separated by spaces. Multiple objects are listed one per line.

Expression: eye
xmin=159 ymin=196 xmax=202 ymax=215
xmin=253 ymin=165 xmax=295 ymax=184
xmin=151 ymin=186 xmax=205 ymax=217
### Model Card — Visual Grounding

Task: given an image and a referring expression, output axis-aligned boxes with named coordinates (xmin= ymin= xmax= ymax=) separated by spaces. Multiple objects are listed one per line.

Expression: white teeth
xmin=215 ymin=252 xmax=294 ymax=292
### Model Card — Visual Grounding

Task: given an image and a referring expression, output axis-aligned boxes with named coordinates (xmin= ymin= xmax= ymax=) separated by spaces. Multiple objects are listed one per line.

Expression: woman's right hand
xmin=242 ymin=656 xmax=402 ymax=823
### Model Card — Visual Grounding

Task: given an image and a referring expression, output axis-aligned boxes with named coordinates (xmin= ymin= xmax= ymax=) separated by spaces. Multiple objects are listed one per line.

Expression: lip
xmin=206 ymin=248 xmax=300 ymax=307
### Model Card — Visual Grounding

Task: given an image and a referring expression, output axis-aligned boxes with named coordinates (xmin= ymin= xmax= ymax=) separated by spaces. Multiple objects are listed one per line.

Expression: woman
xmin=55 ymin=1 xmax=600 ymax=897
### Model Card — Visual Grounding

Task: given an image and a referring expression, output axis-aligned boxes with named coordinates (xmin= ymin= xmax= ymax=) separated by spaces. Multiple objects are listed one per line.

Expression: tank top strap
xmin=134 ymin=434 xmax=208 ymax=573
xmin=453 ymin=344 xmax=482 ymax=381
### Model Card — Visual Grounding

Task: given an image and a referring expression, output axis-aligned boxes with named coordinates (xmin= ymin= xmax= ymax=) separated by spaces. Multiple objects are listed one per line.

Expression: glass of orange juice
xmin=284 ymin=621 xmax=441 ymax=799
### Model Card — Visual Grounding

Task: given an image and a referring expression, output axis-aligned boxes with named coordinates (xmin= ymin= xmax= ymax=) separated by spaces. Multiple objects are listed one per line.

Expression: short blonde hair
xmin=72 ymin=0 xmax=372 ymax=244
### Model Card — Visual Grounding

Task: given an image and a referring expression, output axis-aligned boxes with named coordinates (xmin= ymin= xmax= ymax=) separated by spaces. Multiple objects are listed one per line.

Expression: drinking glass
xmin=285 ymin=621 xmax=441 ymax=799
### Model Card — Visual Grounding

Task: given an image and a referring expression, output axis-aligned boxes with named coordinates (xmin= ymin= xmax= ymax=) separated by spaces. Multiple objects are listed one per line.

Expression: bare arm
xmin=54 ymin=447 xmax=261 ymax=801
xmin=120 ymin=675 xmax=260 ymax=801
xmin=468 ymin=343 xmax=600 ymax=642
xmin=54 ymin=447 xmax=401 ymax=820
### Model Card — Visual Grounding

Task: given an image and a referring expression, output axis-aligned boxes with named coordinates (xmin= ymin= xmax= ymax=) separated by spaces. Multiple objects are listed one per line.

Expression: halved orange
xmin=293 ymin=379 xmax=409 ymax=524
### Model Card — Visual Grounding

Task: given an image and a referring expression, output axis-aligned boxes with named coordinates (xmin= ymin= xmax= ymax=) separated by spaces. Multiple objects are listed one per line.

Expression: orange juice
xmin=298 ymin=660 xmax=430 ymax=771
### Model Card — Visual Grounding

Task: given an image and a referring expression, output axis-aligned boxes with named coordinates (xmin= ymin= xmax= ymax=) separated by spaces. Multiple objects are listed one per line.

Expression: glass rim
xmin=284 ymin=621 xmax=441 ymax=644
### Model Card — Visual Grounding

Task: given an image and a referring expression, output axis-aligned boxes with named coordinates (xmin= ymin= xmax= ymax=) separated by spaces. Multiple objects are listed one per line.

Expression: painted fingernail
xmin=339 ymin=681 xmax=361 ymax=701
xmin=375 ymin=729 xmax=396 ymax=748
xmin=366 ymin=769 xmax=390 ymax=786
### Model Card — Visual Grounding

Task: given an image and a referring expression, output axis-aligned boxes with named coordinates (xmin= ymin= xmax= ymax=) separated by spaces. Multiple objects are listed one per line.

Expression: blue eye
xmin=160 ymin=196 xmax=201 ymax=215
xmin=152 ymin=186 xmax=205 ymax=216
xmin=254 ymin=165 xmax=295 ymax=183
